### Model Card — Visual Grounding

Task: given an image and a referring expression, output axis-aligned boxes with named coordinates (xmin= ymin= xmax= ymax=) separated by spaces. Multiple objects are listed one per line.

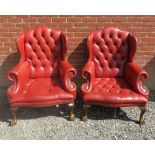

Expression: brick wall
xmin=0 ymin=15 xmax=155 ymax=91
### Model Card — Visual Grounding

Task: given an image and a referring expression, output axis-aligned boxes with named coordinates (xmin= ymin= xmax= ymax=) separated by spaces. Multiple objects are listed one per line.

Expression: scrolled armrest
xmin=125 ymin=63 xmax=149 ymax=97
xmin=7 ymin=62 xmax=30 ymax=96
xmin=59 ymin=61 xmax=77 ymax=97
xmin=81 ymin=61 xmax=95 ymax=94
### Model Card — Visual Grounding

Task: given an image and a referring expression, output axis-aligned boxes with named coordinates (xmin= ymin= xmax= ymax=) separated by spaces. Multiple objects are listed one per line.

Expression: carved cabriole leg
xmin=68 ymin=103 xmax=75 ymax=121
xmin=139 ymin=106 xmax=147 ymax=126
xmin=10 ymin=108 xmax=17 ymax=126
xmin=113 ymin=108 xmax=117 ymax=119
xmin=82 ymin=104 xmax=90 ymax=122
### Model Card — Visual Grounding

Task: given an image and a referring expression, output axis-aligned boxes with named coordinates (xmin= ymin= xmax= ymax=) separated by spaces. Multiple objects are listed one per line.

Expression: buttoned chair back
xmin=18 ymin=26 xmax=67 ymax=78
xmin=87 ymin=27 xmax=136 ymax=78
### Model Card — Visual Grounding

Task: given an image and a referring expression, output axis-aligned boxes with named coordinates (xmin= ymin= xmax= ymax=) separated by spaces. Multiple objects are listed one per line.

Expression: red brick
xmin=74 ymin=32 xmax=88 ymax=37
xmin=67 ymin=28 xmax=80 ymax=32
xmin=82 ymin=17 xmax=96 ymax=22
xmin=9 ymin=28 xmax=23 ymax=32
xmin=1 ymin=23 xmax=15 ymax=27
xmin=97 ymin=16 xmax=112 ymax=22
xmin=23 ymin=17 xmax=37 ymax=22
xmin=112 ymin=17 xmax=128 ymax=22
xmin=37 ymin=17 xmax=51 ymax=22
xmin=67 ymin=17 xmax=81 ymax=22
xmin=143 ymin=17 xmax=155 ymax=22
xmin=16 ymin=23 xmax=30 ymax=28
xmin=52 ymin=17 xmax=66 ymax=22
xmin=0 ymin=17 xmax=8 ymax=22
xmin=0 ymin=37 xmax=10 ymax=42
xmin=74 ymin=22 xmax=88 ymax=27
xmin=8 ymin=17 xmax=23 ymax=23
xmin=0 ymin=42 xmax=4 ymax=46
xmin=142 ymin=27 xmax=155 ymax=32
xmin=141 ymin=38 xmax=155 ymax=42
xmin=0 ymin=28 xmax=9 ymax=32
xmin=128 ymin=17 xmax=143 ymax=22
xmin=59 ymin=23 xmax=73 ymax=28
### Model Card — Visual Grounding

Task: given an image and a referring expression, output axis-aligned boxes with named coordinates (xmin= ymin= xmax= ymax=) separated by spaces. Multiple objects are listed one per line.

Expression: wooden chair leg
xmin=113 ymin=107 xmax=117 ymax=119
xmin=68 ymin=103 xmax=75 ymax=121
xmin=10 ymin=108 xmax=17 ymax=126
xmin=139 ymin=106 xmax=147 ymax=126
xmin=82 ymin=104 xmax=90 ymax=122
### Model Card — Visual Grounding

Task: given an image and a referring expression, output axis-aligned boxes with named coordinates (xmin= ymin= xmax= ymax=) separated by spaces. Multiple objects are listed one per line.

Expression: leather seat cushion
xmin=10 ymin=78 xmax=74 ymax=106
xmin=83 ymin=78 xmax=147 ymax=104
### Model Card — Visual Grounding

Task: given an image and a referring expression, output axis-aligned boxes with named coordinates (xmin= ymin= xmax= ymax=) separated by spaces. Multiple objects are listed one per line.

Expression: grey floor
xmin=0 ymin=88 xmax=155 ymax=140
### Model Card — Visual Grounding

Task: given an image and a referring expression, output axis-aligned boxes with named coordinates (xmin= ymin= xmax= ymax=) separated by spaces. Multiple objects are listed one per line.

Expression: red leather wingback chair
xmin=81 ymin=27 xmax=149 ymax=125
xmin=7 ymin=26 xmax=77 ymax=126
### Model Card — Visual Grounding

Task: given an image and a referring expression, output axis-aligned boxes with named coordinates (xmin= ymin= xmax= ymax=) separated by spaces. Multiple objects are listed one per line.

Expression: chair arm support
xmin=125 ymin=63 xmax=149 ymax=97
xmin=81 ymin=61 xmax=95 ymax=94
xmin=59 ymin=61 xmax=77 ymax=97
xmin=7 ymin=62 xmax=30 ymax=96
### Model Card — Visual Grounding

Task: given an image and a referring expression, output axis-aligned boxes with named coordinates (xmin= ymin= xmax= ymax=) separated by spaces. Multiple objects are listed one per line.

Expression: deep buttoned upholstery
xmin=81 ymin=27 xmax=149 ymax=124
xmin=24 ymin=27 xmax=64 ymax=78
xmin=7 ymin=26 xmax=77 ymax=125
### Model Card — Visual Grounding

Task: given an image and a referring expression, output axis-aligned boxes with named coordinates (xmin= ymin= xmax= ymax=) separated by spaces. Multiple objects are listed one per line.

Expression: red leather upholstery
xmin=7 ymin=26 xmax=77 ymax=108
xmin=81 ymin=27 xmax=149 ymax=107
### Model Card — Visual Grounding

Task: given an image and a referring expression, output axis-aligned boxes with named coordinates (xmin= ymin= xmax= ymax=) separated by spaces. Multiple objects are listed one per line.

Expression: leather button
xmin=109 ymin=33 xmax=113 ymax=38
xmin=118 ymin=33 xmax=121 ymax=38
xmin=101 ymin=33 xmax=104 ymax=38
xmin=33 ymin=64 xmax=36 ymax=68
xmin=117 ymin=64 xmax=120 ymax=68
xmin=105 ymin=42 xmax=109 ymax=46
xmin=114 ymin=41 xmax=117 ymax=46
xmin=101 ymin=49 xmax=104 ymax=54
xmin=96 ymin=41 xmax=100 ymax=46
xmin=121 ymin=57 xmax=125 ymax=60
xmin=122 ymin=42 xmax=125 ymax=46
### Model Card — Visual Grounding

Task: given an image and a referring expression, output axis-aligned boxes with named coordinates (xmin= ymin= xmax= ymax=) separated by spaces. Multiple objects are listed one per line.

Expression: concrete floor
xmin=0 ymin=88 xmax=155 ymax=140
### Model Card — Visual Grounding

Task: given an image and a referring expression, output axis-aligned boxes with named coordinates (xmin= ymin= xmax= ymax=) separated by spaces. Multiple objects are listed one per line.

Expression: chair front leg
xmin=68 ymin=103 xmax=75 ymax=121
xmin=10 ymin=108 xmax=18 ymax=126
xmin=82 ymin=104 xmax=90 ymax=122
xmin=139 ymin=106 xmax=147 ymax=126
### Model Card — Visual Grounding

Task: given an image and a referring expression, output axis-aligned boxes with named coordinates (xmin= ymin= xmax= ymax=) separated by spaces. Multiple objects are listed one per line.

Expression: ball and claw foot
xmin=68 ymin=103 xmax=75 ymax=121
xmin=139 ymin=106 xmax=147 ymax=127
xmin=139 ymin=118 xmax=145 ymax=126
xmin=69 ymin=113 xmax=75 ymax=121
xmin=82 ymin=104 xmax=90 ymax=122
xmin=10 ymin=119 xmax=17 ymax=126
xmin=10 ymin=108 xmax=17 ymax=126
xmin=82 ymin=116 xmax=87 ymax=122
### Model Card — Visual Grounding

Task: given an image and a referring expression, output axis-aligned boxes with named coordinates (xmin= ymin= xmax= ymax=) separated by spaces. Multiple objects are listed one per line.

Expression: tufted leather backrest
xmin=87 ymin=27 xmax=136 ymax=78
xmin=17 ymin=26 xmax=67 ymax=78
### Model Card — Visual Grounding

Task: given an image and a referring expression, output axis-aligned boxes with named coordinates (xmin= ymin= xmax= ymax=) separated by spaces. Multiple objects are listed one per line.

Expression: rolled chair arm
xmin=59 ymin=61 xmax=77 ymax=97
xmin=125 ymin=63 xmax=149 ymax=97
xmin=81 ymin=61 xmax=95 ymax=94
xmin=7 ymin=62 xmax=30 ymax=96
